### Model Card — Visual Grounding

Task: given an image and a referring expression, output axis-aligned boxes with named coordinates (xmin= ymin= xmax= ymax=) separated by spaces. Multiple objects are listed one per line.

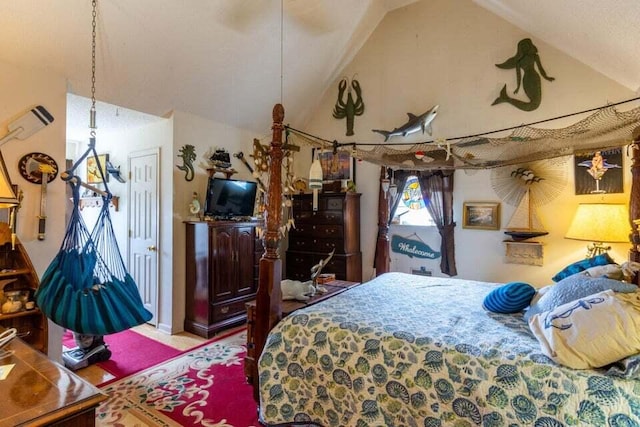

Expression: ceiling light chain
xmin=89 ymin=0 xmax=97 ymax=136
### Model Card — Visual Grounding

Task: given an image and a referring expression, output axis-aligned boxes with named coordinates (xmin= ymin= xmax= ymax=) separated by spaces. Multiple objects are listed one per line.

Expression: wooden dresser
xmin=286 ymin=192 xmax=362 ymax=282
xmin=0 ymin=327 xmax=106 ymax=426
xmin=184 ymin=221 xmax=261 ymax=338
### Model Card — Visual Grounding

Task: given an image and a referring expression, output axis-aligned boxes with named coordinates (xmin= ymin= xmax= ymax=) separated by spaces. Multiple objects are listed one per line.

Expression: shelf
xmin=0 ymin=307 xmax=41 ymax=320
xmin=79 ymin=196 xmax=119 ymax=211
xmin=207 ymin=167 xmax=237 ymax=179
xmin=0 ymin=268 xmax=31 ymax=278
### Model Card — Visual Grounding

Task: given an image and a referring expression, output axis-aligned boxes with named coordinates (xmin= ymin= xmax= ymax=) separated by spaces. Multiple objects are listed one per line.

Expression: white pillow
xmin=523 ymin=276 xmax=637 ymax=322
xmin=528 ymin=290 xmax=640 ymax=369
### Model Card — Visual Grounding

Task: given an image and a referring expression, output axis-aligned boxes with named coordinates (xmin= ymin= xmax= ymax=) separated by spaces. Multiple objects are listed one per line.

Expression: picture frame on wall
xmin=86 ymin=153 xmax=109 ymax=184
xmin=312 ymin=149 xmax=355 ymax=182
xmin=574 ymin=148 xmax=623 ymax=195
xmin=462 ymin=202 xmax=500 ymax=230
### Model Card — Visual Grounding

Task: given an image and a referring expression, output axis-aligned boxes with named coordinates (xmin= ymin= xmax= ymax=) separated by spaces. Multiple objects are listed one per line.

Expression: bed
xmin=258 ymin=272 xmax=640 ymax=426
xmin=249 ymin=103 xmax=640 ymax=426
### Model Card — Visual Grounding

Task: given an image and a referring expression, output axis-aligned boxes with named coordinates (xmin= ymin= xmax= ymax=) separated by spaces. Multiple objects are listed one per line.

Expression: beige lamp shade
xmin=0 ymin=151 xmax=18 ymax=208
xmin=565 ymin=203 xmax=629 ymax=243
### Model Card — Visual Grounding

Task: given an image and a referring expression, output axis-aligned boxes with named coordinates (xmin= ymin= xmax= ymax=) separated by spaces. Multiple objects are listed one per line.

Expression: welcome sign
xmin=391 ymin=235 xmax=441 ymax=259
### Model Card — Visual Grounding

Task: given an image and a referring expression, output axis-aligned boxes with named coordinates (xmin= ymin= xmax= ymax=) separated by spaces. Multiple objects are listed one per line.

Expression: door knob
xmin=147 ymin=245 xmax=157 ymax=251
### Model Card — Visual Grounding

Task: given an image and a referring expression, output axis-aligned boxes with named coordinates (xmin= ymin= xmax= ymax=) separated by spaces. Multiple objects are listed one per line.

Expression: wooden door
xmin=235 ymin=226 xmax=256 ymax=296
xmin=211 ymin=226 xmax=234 ymax=301
xmin=128 ymin=148 xmax=159 ymax=325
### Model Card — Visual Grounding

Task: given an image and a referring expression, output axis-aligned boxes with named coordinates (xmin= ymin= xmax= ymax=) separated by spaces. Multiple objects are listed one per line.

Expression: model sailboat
xmin=503 ymin=189 xmax=548 ymax=241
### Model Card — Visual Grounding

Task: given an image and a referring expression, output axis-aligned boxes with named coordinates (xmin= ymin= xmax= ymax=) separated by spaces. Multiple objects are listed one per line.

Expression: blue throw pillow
xmin=524 ymin=275 xmax=638 ymax=322
xmin=551 ymin=253 xmax=615 ymax=282
xmin=483 ymin=282 xmax=537 ymax=313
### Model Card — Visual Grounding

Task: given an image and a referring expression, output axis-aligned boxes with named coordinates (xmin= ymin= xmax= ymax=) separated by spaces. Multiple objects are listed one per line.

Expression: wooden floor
xmin=65 ymin=324 xmax=245 ymax=386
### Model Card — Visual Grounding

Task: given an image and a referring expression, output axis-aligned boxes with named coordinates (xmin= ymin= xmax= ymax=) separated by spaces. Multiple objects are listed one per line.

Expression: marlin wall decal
xmin=372 ymin=105 xmax=438 ymax=142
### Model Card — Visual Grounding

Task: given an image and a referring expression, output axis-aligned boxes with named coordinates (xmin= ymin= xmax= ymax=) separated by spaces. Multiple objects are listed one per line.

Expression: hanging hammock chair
xmin=35 ymin=141 xmax=152 ymax=335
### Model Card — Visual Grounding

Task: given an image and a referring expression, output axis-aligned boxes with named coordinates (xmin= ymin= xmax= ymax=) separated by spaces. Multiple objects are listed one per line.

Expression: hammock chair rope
xmin=35 ymin=138 xmax=151 ymax=335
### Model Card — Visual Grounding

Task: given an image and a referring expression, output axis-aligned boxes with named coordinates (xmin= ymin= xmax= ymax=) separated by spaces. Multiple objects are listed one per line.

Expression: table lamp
xmin=565 ymin=203 xmax=629 ymax=258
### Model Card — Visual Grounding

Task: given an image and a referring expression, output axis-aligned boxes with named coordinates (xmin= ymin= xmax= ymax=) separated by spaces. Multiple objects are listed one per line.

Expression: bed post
xmin=375 ymin=166 xmax=390 ymax=275
xmin=251 ymin=104 xmax=284 ymax=401
xmin=629 ymin=131 xmax=640 ymax=285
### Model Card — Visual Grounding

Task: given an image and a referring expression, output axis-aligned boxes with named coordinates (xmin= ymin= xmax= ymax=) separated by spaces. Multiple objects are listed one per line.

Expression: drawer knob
xmin=221 ymin=306 xmax=230 ymax=314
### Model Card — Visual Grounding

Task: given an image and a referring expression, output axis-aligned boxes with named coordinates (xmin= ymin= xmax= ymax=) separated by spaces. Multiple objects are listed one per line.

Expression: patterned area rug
xmin=96 ymin=329 xmax=259 ymax=426
xmin=63 ymin=329 xmax=183 ymax=386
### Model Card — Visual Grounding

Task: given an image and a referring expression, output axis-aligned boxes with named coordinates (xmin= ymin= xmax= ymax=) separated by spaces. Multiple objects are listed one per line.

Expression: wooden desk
xmin=244 ymin=280 xmax=360 ymax=389
xmin=0 ymin=329 xmax=107 ymax=427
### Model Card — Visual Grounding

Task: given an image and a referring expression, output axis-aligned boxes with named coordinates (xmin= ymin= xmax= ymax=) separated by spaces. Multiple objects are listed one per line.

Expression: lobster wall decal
xmin=332 ymin=76 xmax=364 ymax=136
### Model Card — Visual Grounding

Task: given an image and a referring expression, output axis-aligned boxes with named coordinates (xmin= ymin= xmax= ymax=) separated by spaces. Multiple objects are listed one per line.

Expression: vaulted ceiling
xmin=0 ymin=1 xmax=638 ymax=136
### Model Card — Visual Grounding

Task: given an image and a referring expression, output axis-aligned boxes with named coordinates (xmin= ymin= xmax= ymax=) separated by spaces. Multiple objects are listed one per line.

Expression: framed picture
xmin=574 ymin=148 xmax=623 ymax=195
xmin=86 ymin=153 xmax=109 ymax=184
xmin=312 ymin=149 xmax=355 ymax=182
xmin=462 ymin=202 xmax=500 ymax=230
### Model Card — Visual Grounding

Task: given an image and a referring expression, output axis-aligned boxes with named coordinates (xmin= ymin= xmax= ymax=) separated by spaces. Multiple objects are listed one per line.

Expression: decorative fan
xmin=491 ymin=156 xmax=569 ymax=240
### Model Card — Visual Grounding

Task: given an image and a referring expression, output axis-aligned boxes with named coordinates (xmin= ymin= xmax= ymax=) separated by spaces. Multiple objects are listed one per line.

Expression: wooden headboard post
xmin=375 ymin=166 xmax=390 ymax=275
xmin=251 ymin=104 xmax=285 ymax=400
xmin=629 ymin=131 xmax=640 ymax=285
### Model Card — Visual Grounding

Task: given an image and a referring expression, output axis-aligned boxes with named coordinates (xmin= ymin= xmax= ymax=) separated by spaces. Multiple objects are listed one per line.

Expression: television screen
xmin=204 ymin=178 xmax=258 ymax=218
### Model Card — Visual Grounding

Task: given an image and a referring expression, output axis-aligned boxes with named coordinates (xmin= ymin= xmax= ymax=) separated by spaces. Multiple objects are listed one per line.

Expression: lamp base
xmin=586 ymin=242 xmax=611 ymax=258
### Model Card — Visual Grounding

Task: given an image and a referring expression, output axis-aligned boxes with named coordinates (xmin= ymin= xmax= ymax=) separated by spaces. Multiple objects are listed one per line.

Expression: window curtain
xmin=388 ymin=170 xmax=411 ymax=224
xmin=418 ymin=170 xmax=457 ymax=276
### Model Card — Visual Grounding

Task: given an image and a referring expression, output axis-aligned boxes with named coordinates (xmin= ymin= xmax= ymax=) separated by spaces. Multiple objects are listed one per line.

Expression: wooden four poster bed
xmin=248 ymin=103 xmax=640 ymax=426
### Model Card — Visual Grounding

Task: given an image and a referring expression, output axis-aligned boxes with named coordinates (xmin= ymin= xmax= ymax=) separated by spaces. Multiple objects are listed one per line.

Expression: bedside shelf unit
xmin=0 ymin=223 xmax=48 ymax=354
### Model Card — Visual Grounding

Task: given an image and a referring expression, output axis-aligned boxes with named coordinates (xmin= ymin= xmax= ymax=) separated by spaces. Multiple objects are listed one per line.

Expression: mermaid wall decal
xmin=492 ymin=38 xmax=555 ymax=111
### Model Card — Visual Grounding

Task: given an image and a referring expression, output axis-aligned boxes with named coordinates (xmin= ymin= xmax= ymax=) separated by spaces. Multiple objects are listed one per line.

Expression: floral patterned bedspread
xmin=258 ymin=272 xmax=640 ymax=426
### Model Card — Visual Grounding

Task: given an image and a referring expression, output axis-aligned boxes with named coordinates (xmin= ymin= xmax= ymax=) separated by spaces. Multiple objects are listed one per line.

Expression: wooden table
xmin=0 ymin=328 xmax=107 ymax=427
xmin=244 ymin=280 xmax=360 ymax=390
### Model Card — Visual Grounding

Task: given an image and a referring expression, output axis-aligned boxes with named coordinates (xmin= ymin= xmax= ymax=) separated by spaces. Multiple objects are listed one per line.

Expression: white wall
xmin=170 ymin=110 xmax=260 ymax=334
xmin=302 ymin=0 xmax=635 ymax=286
xmin=0 ymin=59 xmax=68 ymax=360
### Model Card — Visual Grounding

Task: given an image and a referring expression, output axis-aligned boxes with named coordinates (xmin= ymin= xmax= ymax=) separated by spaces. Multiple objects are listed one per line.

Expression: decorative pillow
xmin=483 ymin=282 xmax=536 ymax=313
xmin=524 ymin=275 xmax=637 ymax=322
xmin=581 ymin=261 xmax=640 ymax=282
xmin=551 ymin=253 xmax=616 ymax=282
xmin=581 ymin=263 xmax=625 ymax=280
xmin=529 ymin=285 xmax=551 ymax=307
xmin=529 ymin=290 xmax=640 ymax=369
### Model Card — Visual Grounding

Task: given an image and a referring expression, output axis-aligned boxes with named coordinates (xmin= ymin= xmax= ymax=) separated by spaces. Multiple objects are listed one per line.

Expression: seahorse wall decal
xmin=492 ymin=38 xmax=555 ymax=111
xmin=177 ymin=144 xmax=196 ymax=181
xmin=332 ymin=76 xmax=364 ymax=136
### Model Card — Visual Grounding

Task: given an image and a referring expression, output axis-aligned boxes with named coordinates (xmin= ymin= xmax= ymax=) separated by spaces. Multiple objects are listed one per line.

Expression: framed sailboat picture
xmin=462 ymin=202 xmax=500 ymax=230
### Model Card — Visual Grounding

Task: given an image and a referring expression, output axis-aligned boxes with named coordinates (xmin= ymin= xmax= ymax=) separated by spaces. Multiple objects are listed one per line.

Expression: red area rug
xmin=63 ymin=329 xmax=183 ymax=386
xmin=95 ymin=329 xmax=259 ymax=426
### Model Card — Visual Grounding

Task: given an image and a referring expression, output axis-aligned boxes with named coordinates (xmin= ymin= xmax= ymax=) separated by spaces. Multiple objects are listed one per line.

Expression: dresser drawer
xmin=212 ymin=299 xmax=250 ymax=322
xmin=293 ymin=197 xmax=341 ymax=211
xmin=295 ymin=210 xmax=344 ymax=224
xmin=290 ymin=223 xmax=343 ymax=238
xmin=286 ymin=251 xmax=348 ymax=281
xmin=288 ymin=237 xmax=345 ymax=253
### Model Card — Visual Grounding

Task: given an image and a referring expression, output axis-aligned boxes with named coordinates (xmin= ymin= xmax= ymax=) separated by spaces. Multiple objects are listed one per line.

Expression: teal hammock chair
xmin=35 ymin=141 xmax=152 ymax=335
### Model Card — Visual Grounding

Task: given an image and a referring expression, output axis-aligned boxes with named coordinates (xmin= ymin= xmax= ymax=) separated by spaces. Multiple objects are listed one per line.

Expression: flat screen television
xmin=204 ymin=178 xmax=258 ymax=219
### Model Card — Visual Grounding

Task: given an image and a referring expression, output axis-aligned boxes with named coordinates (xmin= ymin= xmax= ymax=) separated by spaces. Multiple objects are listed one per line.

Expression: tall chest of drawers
xmin=286 ymin=192 xmax=362 ymax=282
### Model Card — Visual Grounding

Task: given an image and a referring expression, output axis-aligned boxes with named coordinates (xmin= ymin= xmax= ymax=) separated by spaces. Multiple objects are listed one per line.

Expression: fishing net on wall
xmin=287 ymin=103 xmax=640 ymax=170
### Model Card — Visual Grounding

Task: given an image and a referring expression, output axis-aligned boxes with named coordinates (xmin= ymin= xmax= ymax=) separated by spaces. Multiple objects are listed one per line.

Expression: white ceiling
xmin=0 ymin=1 xmax=639 ymax=137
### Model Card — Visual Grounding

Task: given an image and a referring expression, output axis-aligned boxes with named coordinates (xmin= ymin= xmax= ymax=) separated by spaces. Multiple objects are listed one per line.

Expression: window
xmin=391 ymin=176 xmax=435 ymax=226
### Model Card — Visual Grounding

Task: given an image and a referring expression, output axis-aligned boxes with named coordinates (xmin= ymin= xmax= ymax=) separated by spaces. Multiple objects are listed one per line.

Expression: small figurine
xmin=189 ymin=192 xmax=201 ymax=220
